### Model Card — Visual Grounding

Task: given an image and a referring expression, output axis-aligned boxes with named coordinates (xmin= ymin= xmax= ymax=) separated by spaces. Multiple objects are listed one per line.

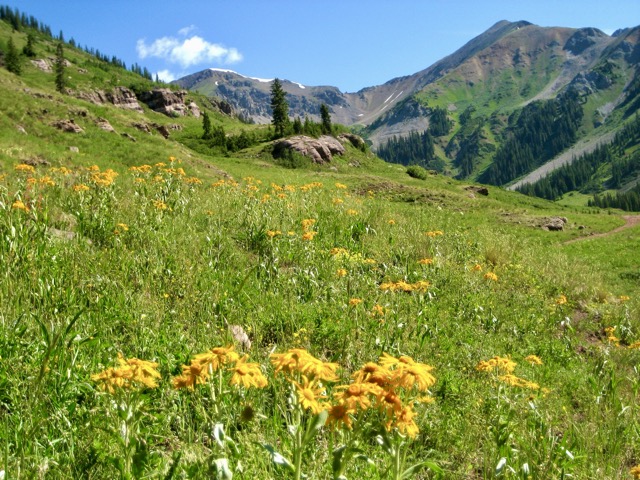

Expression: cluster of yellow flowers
xmin=14 ymin=163 xmax=35 ymax=174
xmin=425 ymin=230 xmax=444 ymax=237
xmin=476 ymin=355 xmax=542 ymax=391
xmin=379 ymin=280 xmax=431 ymax=293
xmin=630 ymin=464 xmax=640 ymax=479
xmin=173 ymin=345 xmax=268 ymax=390
xmin=329 ymin=353 xmax=435 ymax=437
xmin=91 ymin=354 xmax=161 ymax=394
xmin=298 ymin=181 xmax=323 ymax=192
xmin=604 ymin=326 xmax=620 ymax=346
xmin=11 ymin=199 xmax=30 ymax=212
xmin=301 ymin=218 xmax=318 ymax=241
xmin=556 ymin=294 xmax=568 ymax=305
xmin=90 ymin=167 xmax=119 ymax=188
xmin=418 ymin=257 xmax=434 ymax=265
xmin=483 ymin=272 xmax=499 ymax=282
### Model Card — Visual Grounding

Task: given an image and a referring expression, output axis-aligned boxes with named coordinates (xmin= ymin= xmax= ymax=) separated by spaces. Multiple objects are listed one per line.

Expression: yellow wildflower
xmin=153 ymin=200 xmax=168 ymax=210
xmin=335 ymin=182 xmax=347 ymax=189
xmin=11 ymin=200 xmax=29 ymax=212
xmin=229 ymin=356 xmax=268 ymax=389
xmin=388 ymin=405 xmax=420 ymax=438
xmin=73 ymin=184 xmax=90 ymax=192
xmin=326 ymin=402 xmax=355 ymax=430
xmin=346 ymin=209 xmax=358 ymax=216
xmin=524 ymin=355 xmax=543 ymax=366
xmin=476 ymin=356 xmax=517 ymax=374
xmin=628 ymin=341 xmax=640 ymax=350
xmin=619 ymin=295 xmax=630 ymax=302
xmin=15 ymin=163 xmax=35 ymax=173
xmin=301 ymin=218 xmax=316 ymax=231
xmin=332 ymin=198 xmax=344 ymax=205
xmin=302 ymin=231 xmax=318 ymax=241
xmin=630 ymin=465 xmax=640 ymax=479
xmin=472 ymin=264 xmax=483 ymax=271
xmin=267 ymin=230 xmax=282 ymax=238
xmin=418 ymin=258 xmax=434 ymax=265
xmin=556 ymin=295 xmax=568 ymax=305
xmin=349 ymin=298 xmax=363 ymax=307
xmin=388 ymin=219 xmax=396 ymax=225
xmin=334 ymin=382 xmax=381 ymax=411
xmin=336 ymin=268 xmax=347 ymax=277
xmin=425 ymin=230 xmax=444 ymax=237
xmin=484 ymin=272 xmax=498 ymax=281
xmin=498 ymin=374 xmax=540 ymax=390
xmin=117 ymin=355 xmax=162 ymax=389
xmin=193 ymin=345 xmax=240 ymax=371
xmin=293 ymin=376 xmax=326 ymax=414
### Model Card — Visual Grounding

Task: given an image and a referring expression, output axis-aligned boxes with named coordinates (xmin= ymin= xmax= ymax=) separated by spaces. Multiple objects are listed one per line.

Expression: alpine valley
xmin=177 ymin=20 xmax=640 ymax=205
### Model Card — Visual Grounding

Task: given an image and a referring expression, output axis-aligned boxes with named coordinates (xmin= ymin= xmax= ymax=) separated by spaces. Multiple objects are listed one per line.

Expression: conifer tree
xmin=5 ymin=37 xmax=21 ymax=75
xmin=320 ymin=103 xmax=332 ymax=135
xmin=202 ymin=111 xmax=213 ymax=139
xmin=54 ymin=42 xmax=66 ymax=93
xmin=22 ymin=32 xmax=35 ymax=57
xmin=270 ymin=78 xmax=289 ymax=139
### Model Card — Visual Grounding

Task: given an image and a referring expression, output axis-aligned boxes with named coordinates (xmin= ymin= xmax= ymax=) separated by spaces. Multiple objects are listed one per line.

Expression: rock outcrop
xmin=138 ymin=89 xmax=196 ymax=117
xmin=96 ymin=118 xmax=115 ymax=133
xmin=75 ymin=87 xmax=143 ymax=113
xmin=273 ymin=135 xmax=347 ymax=164
xmin=53 ymin=119 xmax=84 ymax=133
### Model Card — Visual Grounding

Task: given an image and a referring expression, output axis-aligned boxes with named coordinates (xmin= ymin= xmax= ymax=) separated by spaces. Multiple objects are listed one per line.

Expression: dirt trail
xmin=564 ymin=215 xmax=640 ymax=244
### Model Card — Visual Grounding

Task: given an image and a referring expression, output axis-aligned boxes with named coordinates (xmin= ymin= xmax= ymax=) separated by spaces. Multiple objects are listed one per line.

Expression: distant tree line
xmin=588 ymin=184 xmax=640 ymax=211
xmin=377 ymin=130 xmax=435 ymax=167
xmin=0 ymin=4 xmax=157 ymax=81
xmin=516 ymin=114 xmax=640 ymax=201
xmin=375 ymin=106 xmax=451 ymax=171
xmin=479 ymin=88 xmax=584 ymax=185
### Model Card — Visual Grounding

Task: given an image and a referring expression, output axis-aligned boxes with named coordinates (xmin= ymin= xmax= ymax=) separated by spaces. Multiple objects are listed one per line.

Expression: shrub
xmin=406 ymin=164 xmax=428 ymax=180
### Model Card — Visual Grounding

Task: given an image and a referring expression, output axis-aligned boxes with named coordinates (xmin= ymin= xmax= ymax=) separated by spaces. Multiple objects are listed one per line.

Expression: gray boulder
xmin=274 ymin=135 xmax=346 ymax=163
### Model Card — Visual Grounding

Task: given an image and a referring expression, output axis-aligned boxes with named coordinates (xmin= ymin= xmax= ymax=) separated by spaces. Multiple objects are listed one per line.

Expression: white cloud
xmin=155 ymin=69 xmax=177 ymax=83
xmin=178 ymin=25 xmax=197 ymax=36
xmin=136 ymin=33 xmax=243 ymax=68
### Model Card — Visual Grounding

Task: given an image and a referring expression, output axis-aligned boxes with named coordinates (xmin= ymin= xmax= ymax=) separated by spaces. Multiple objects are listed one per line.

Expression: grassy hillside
xmin=1 ymin=14 xmax=640 ymax=480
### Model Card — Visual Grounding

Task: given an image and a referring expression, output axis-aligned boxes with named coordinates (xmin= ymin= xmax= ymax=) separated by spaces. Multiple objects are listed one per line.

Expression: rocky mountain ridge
xmin=176 ymin=21 xmax=640 ymax=151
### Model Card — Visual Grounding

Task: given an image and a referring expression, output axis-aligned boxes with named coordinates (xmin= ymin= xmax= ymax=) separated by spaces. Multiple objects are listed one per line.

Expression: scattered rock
xmin=542 ymin=216 xmax=568 ymax=231
xmin=22 ymin=156 xmax=50 ymax=167
xmin=48 ymin=228 xmax=76 ymax=242
xmin=273 ymin=135 xmax=346 ymax=164
xmin=69 ymin=146 xmax=79 ymax=153
xmin=31 ymin=58 xmax=52 ymax=72
xmin=121 ymin=133 xmax=136 ymax=142
xmin=96 ymin=118 xmax=116 ymax=133
xmin=228 ymin=324 xmax=251 ymax=351
xmin=69 ymin=107 xmax=88 ymax=117
xmin=77 ymin=68 xmax=88 ymax=74
xmin=188 ymin=101 xmax=201 ymax=118
xmin=53 ymin=119 xmax=84 ymax=133
xmin=465 ymin=186 xmax=489 ymax=196
xmin=156 ymin=124 xmax=171 ymax=139
xmin=16 ymin=125 xmax=27 ymax=135
xmin=132 ymin=122 xmax=152 ymax=134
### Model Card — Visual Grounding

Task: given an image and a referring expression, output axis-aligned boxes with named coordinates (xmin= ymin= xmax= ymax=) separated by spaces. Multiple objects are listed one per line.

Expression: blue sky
xmin=6 ymin=1 xmax=640 ymax=92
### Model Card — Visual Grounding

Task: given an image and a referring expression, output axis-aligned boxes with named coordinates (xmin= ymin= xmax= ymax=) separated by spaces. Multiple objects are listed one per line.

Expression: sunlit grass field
xmin=2 ymin=155 xmax=640 ymax=479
